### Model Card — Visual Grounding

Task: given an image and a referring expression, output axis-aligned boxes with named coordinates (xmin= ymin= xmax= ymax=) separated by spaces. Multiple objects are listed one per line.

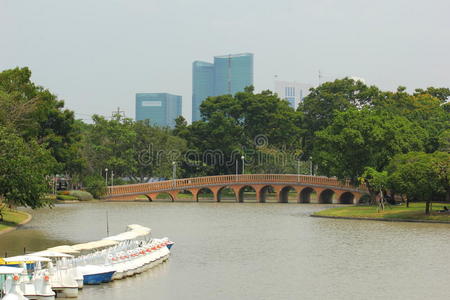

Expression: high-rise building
xmin=192 ymin=61 xmax=214 ymax=122
xmin=192 ymin=53 xmax=254 ymax=122
xmin=213 ymin=53 xmax=254 ymax=96
xmin=135 ymin=93 xmax=182 ymax=127
xmin=274 ymin=81 xmax=312 ymax=109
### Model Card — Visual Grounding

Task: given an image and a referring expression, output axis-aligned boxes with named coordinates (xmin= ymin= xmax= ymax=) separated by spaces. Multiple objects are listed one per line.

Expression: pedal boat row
xmin=0 ymin=224 xmax=174 ymax=300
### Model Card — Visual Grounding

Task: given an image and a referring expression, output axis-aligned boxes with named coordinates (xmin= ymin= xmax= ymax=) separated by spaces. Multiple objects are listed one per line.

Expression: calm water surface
xmin=1 ymin=202 xmax=449 ymax=300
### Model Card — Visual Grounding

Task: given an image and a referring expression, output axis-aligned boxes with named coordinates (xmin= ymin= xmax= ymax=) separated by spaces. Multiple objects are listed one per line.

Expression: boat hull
xmin=52 ymin=287 xmax=78 ymax=298
xmin=83 ymin=271 xmax=115 ymax=285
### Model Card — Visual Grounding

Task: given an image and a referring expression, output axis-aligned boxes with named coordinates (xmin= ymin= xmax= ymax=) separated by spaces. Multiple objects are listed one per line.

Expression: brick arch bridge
xmin=104 ymin=174 xmax=368 ymax=204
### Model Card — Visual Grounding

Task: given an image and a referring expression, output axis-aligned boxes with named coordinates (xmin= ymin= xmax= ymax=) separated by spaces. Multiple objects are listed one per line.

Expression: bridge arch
xmin=238 ymin=185 xmax=257 ymax=203
xmin=217 ymin=186 xmax=236 ymax=202
xmin=154 ymin=192 xmax=175 ymax=202
xmin=299 ymin=187 xmax=316 ymax=203
xmin=280 ymin=186 xmax=296 ymax=203
xmin=177 ymin=190 xmax=194 ymax=201
xmin=259 ymin=185 xmax=277 ymax=203
xmin=319 ymin=189 xmax=334 ymax=204
xmin=196 ymin=188 xmax=214 ymax=202
xmin=339 ymin=192 xmax=354 ymax=204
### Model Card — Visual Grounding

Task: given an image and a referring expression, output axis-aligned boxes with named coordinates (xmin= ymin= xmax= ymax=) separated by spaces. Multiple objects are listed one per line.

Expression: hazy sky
xmin=1 ymin=0 xmax=449 ymax=122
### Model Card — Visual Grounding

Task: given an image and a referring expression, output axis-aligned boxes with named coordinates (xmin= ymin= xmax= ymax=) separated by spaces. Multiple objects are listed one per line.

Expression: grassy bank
xmin=0 ymin=207 xmax=31 ymax=233
xmin=314 ymin=203 xmax=450 ymax=222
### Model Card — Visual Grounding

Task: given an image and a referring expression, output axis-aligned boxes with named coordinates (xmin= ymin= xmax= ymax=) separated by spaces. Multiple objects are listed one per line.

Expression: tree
xmin=360 ymin=167 xmax=388 ymax=211
xmin=374 ymin=87 xmax=449 ymax=152
xmin=414 ymin=87 xmax=450 ymax=102
xmin=313 ymin=108 xmax=426 ymax=184
xmin=183 ymin=87 xmax=304 ymax=175
xmin=0 ymin=67 xmax=81 ymax=175
xmin=431 ymin=152 xmax=450 ymax=203
xmin=82 ymin=114 xmax=137 ymax=178
xmin=298 ymin=78 xmax=381 ymax=156
xmin=83 ymin=175 xmax=107 ymax=199
xmin=0 ymin=126 xmax=55 ymax=208
xmin=133 ymin=120 xmax=187 ymax=182
xmin=386 ymin=152 xmax=447 ymax=214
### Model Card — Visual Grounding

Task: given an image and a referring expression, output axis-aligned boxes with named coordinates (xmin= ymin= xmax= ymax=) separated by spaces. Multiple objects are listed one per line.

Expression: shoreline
xmin=0 ymin=210 xmax=33 ymax=236
xmin=311 ymin=214 xmax=450 ymax=224
xmin=312 ymin=203 xmax=450 ymax=224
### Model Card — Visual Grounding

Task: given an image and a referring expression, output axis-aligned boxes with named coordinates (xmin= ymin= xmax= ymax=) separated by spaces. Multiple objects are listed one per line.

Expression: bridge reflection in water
xmin=104 ymin=174 xmax=368 ymax=204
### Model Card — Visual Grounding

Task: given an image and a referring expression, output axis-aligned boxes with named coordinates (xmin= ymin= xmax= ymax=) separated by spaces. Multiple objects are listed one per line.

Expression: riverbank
xmin=313 ymin=203 xmax=450 ymax=223
xmin=0 ymin=207 xmax=32 ymax=235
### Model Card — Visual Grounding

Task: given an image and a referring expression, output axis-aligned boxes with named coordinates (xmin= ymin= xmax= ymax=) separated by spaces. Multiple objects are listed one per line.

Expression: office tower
xmin=213 ymin=53 xmax=254 ymax=96
xmin=135 ymin=93 xmax=182 ymax=127
xmin=192 ymin=61 xmax=214 ymax=122
xmin=192 ymin=53 xmax=254 ymax=122
xmin=274 ymin=81 xmax=312 ymax=109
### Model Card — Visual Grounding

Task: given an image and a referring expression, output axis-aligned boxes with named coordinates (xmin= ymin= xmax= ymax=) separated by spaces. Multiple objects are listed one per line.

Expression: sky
xmin=1 ymin=0 xmax=449 ymax=123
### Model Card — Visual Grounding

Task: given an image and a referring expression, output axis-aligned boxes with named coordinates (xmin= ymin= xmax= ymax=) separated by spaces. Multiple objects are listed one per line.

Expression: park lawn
xmin=0 ymin=207 xmax=30 ymax=232
xmin=314 ymin=202 xmax=450 ymax=222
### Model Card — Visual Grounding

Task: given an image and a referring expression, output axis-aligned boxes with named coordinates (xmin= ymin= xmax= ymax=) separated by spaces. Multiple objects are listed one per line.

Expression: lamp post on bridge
xmin=172 ymin=161 xmax=177 ymax=188
xmin=241 ymin=155 xmax=245 ymax=175
xmin=105 ymin=168 xmax=109 ymax=186
xmin=111 ymin=170 xmax=114 ymax=189
xmin=104 ymin=168 xmax=109 ymax=194
xmin=309 ymin=156 xmax=313 ymax=176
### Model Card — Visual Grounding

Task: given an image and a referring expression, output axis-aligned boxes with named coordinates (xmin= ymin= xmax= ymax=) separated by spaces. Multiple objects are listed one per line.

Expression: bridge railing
xmin=107 ymin=174 xmax=367 ymax=195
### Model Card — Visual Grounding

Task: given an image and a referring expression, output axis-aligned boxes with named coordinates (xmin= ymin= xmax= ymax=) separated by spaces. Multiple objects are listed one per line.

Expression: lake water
xmin=1 ymin=202 xmax=449 ymax=300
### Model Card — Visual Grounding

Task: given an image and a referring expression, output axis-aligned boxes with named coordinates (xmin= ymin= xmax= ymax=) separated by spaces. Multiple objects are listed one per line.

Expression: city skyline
xmin=1 ymin=0 xmax=449 ymax=123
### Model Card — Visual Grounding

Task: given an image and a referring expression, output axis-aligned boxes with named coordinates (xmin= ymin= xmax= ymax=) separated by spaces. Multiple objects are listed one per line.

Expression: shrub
xmin=82 ymin=176 xmax=107 ymax=199
xmin=69 ymin=190 xmax=93 ymax=201
xmin=56 ymin=194 xmax=78 ymax=200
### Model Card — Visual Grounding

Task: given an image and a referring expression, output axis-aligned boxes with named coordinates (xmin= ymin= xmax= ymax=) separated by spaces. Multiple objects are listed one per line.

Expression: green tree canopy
xmin=386 ymin=152 xmax=449 ymax=214
xmin=298 ymin=78 xmax=381 ymax=156
xmin=0 ymin=126 xmax=55 ymax=208
xmin=313 ymin=108 xmax=426 ymax=184
xmin=0 ymin=67 xmax=81 ymax=174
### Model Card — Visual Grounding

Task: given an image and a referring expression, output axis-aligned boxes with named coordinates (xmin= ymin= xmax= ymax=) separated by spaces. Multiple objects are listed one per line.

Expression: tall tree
xmin=0 ymin=67 xmax=81 ymax=174
xmin=185 ymin=87 xmax=304 ymax=175
xmin=0 ymin=126 xmax=55 ymax=208
xmin=298 ymin=78 xmax=381 ymax=156
xmin=386 ymin=152 xmax=448 ymax=214
xmin=374 ymin=87 xmax=449 ymax=152
xmin=313 ymin=108 xmax=426 ymax=184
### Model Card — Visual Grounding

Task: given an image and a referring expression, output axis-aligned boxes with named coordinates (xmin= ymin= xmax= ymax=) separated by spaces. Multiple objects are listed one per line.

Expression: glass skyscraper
xmin=135 ymin=93 xmax=182 ymax=127
xmin=192 ymin=53 xmax=253 ymax=122
xmin=192 ymin=61 xmax=214 ymax=122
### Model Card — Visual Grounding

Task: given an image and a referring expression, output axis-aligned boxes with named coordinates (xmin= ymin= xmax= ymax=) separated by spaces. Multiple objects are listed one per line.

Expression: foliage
xmin=299 ymin=78 xmax=381 ymax=156
xmin=0 ymin=126 xmax=55 ymax=208
xmin=181 ymin=87 xmax=304 ymax=175
xmin=56 ymin=194 xmax=79 ymax=201
xmin=373 ymin=87 xmax=449 ymax=152
xmin=386 ymin=152 xmax=449 ymax=214
xmin=313 ymin=108 xmax=425 ymax=184
xmin=81 ymin=115 xmax=187 ymax=182
xmin=82 ymin=175 xmax=107 ymax=199
xmin=0 ymin=67 xmax=82 ymax=174
xmin=69 ymin=190 xmax=93 ymax=201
